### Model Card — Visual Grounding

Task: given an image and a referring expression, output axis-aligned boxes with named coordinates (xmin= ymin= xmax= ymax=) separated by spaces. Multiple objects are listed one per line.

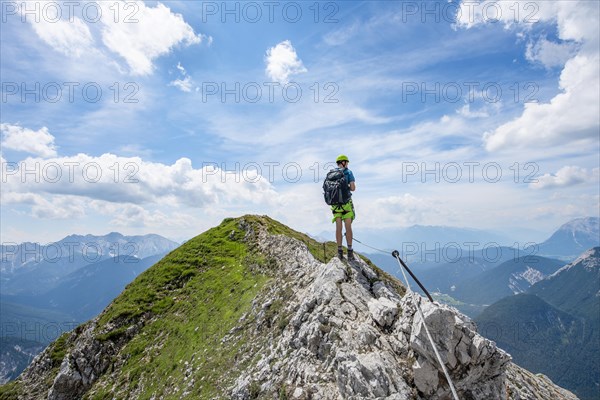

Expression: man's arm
xmin=349 ymin=181 xmax=356 ymax=191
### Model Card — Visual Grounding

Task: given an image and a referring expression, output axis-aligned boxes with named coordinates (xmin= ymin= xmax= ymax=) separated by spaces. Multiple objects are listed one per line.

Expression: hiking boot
xmin=347 ymin=249 xmax=355 ymax=260
xmin=338 ymin=249 xmax=344 ymax=260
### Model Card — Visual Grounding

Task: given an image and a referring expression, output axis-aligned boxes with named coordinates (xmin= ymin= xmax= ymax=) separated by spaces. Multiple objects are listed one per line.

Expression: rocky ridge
xmin=228 ymin=223 xmax=578 ymax=399
xmin=0 ymin=216 xmax=579 ymax=399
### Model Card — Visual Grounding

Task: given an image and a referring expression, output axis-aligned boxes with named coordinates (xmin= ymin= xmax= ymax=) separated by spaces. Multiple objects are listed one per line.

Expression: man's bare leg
xmin=344 ymin=218 xmax=354 ymax=259
xmin=344 ymin=218 xmax=353 ymax=247
xmin=335 ymin=218 xmax=344 ymax=259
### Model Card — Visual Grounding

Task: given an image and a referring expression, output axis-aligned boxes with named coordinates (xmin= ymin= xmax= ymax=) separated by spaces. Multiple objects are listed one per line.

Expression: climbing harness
xmin=352 ymin=237 xmax=460 ymax=400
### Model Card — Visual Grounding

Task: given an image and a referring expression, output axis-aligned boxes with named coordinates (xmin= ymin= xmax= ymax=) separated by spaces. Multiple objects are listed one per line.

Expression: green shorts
xmin=331 ymin=200 xmax=355 ymax=222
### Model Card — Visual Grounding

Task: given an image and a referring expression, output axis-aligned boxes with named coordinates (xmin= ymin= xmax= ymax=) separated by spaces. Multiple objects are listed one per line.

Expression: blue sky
xmin=1 ymin=0 xmax=599 ymax=244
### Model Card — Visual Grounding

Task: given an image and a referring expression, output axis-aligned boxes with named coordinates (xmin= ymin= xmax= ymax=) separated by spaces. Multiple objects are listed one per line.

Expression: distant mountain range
xmin=366 ymin=217 xmax=599 ymax=313
xmin=1 ymin=232 xmax=178 ymax=271
xmin=322 ymin=224 xmax=514 ymax=269
xmin=2 ymin=254 xmax=163 ymax=322
xmin=0 ymin=337 xmax=44 ymax=384
xmin=475 ymin=247 xmax=600 ymax=400
xmin=529 ymin=247 xmax=600 ymax=323
xmin=451 ymin=255 xmax=565 ymax=306
xmin=417 ymin=246 xmax=519 ymax=291
xmin=0 ymin=233 xmax=178 ymax=385
xmin=0 ymin=233 xmax=179 ymax=295
xmin=537 ymin=217 xmax=599 ymax=260
xmin=361 ymin=217 xmax=598 ymax=266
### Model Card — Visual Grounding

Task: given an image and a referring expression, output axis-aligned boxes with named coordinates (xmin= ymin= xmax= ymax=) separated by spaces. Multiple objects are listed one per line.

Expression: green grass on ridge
xmin=88 ymin=217 xmax=270 ymax=399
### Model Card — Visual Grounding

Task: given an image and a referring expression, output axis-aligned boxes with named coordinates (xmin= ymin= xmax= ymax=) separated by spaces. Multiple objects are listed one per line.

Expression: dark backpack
xmin=323 ymin=169 xmax=351 ymax=206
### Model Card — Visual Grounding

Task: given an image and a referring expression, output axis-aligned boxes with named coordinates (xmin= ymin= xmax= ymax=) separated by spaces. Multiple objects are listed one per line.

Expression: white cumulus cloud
xmin=21 ymin=1 xmax=208 ymax=76
xmin=1 ymin=152 xmax=280 ymax=223
xmin=530 ymin=166 xmax=599 ymax=189
xmin=100 ymin=2 xmax=207 ymax=76
xmin=525 ymin=37 xmax=578 ymax=69
xmin=19 ymin=0 xmax=94 ymax=57
xmin=265 ymin=40 xmax=307 ymax=84
xmin=483 ymin=54 xmax=599 ymax=151
xmin=456 ymin=0 xmax=600 ymax=152
xmin=28 ymin=16 xmax=94 ymax=57
xmin=1 ymin=123 xmax=57 ymax=158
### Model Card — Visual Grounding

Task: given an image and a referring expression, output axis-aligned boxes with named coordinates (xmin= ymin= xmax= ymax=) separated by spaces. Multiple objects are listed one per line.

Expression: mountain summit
xmin=0 ymin=216 xmax=578 ymax=399
xmin=537 ymin=217 xmax=600 ymax=260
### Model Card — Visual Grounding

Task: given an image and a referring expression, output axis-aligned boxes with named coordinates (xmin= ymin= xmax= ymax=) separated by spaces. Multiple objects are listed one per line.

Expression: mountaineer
xmin=323 ymin=154 xmax=356 ymax=260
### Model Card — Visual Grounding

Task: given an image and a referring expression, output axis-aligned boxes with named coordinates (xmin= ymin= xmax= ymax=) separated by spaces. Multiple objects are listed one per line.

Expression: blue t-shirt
xmin=337 ymin=167 xmax=355 ymax=195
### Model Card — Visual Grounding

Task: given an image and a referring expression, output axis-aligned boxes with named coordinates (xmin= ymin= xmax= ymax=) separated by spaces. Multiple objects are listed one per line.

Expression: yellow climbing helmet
xmin=336 ymin=154 xmax=349 ymax=163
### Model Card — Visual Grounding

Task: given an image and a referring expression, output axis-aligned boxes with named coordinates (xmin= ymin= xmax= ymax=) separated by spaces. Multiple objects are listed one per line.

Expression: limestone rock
xmin=368 ymin=297 xmax=399 ymax=329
